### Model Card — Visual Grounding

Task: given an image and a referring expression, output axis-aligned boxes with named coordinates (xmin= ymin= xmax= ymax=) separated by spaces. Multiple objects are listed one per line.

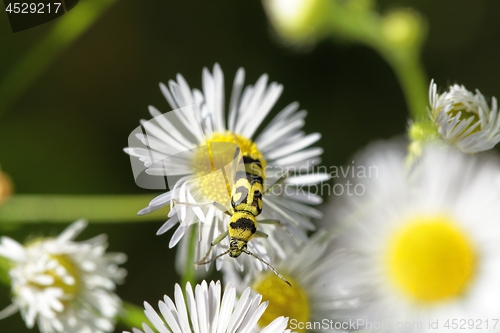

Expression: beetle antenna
xmin=243 ymin=249 xmax=292 ymax=287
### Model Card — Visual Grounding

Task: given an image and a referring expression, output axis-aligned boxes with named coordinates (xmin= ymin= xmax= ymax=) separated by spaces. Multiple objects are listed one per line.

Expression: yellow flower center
xmin=192 ymin=131 xmax=265 ymax=203
xmin=24 ymin=241 xmax=80 ymax=300
xmin=438 ymin=102 xmax=481 ymax=135
xmin=253 ymin=273 xmax=309 ymax=333
xmin=385 ymin=215 xmax=476 ymax=303
xmin=47 ymin=254 xmax=80 ymax=297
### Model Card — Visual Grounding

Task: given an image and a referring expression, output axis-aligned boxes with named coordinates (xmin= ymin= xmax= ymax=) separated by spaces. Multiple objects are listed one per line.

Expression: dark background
xmin=0 ymin=0 xmax=499 ymax=331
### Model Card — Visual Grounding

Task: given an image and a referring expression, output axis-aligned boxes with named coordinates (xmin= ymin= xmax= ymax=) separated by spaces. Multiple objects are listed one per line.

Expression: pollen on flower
xmin=48 ymin=254 xmax=80 ymax=297
xmin=253 ymin=273 xmax=309 ymax=332
xmin=192 ymin=131 xmax=265 ymax=203
xmin=21 ymin=241 xmax=81 ymax=300
xmin=437 ymin=101 xmax=481 ymax=135
xmin=385 ymin=215 xmax=476 ymax=303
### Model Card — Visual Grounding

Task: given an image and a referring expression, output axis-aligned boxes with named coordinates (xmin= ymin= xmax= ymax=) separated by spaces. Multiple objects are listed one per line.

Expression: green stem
xmin=0 ymin=0 xmax=119 ymax=116
xmin=0 ymin=257 xmax=11 ymax=287
xmin=181 ymin=224 xmax=198 ymax=288
xmin=0 ymin=194 xmax=169 ymax=223
xmin=325 ymin=4 xmax=429 ymax=121
xmin=379 ymin=50 xmax=428 ymax=121
xmin=118 ymin=301 xmax=149 ymax=330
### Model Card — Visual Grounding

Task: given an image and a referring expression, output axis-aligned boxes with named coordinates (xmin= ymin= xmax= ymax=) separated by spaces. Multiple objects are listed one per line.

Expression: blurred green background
xmin=1 ymin=0 xmax=500 ymax=331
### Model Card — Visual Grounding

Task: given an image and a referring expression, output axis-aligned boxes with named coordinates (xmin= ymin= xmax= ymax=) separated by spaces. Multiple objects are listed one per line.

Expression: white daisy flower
xmin=0 ymin=220 xmax=127 ymax=333
xmin=222 ymin=231 xmax=356 ymax=333
xmin=429 ymin=80 xmax=500 ymax=153
xmin=326 ymin=141 xmax=500 ymax=332
xmin=125 ymin=64 xmax=328 ymax=272
xmin=124 ymin=280 xmax=290 ymax=333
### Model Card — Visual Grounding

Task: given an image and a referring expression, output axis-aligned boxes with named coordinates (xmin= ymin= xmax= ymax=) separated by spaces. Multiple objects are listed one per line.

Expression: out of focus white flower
xmin=124 ymin=280 xmax=290 ymax=333
xmin=262 ymin=0 xmax=330 ymax=44
xmin=223 ymin=231 xmax=355 ymax=333
xmin=326 ymin=141 xmax=500 ymax=332
xmin=429 ymin=80 xmax=500 ymax=153
xmin=0 ymin=220 xmax=127 ymax=333
xmin=381 ymin=9 xmax=424 ymax=47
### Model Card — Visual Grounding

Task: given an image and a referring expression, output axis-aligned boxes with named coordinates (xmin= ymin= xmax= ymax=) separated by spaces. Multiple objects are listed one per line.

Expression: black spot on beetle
xmin=230 ymin=218 xmax=257 ymax=234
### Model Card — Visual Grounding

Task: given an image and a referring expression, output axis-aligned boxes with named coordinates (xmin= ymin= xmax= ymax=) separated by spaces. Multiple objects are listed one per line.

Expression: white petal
xmin=160 ymin=82 xmax=179 ymax=110
xmin=226 ymin=287 xmax=251 ymax=333
xmin=238 ymin=301 xmax=267 ymax=333
xmin=148 ymin=106 xmax=195 ymax=150
xmin=216 ymin=284 xmax=235 ymax=333
xmin=158 ymin=298 xmax=183 ymax=333
xmin=273 ymin=148 xmax=323 ymax=166
xmin=265 ymin=132 xmax=321 ymax=160
xmin=185 ymin=282 xmax=200 ymax=333
xmin=57 ymin=220 xmax=87 ymax=243
xmin=0 ymin=236 xmax=27 ymax=262
xmin=0 ymin=303 xmax=19 ymax=320
xmin=285 ymin=173 xmax=330 ymax=185
xmin=174 ymin=284 xmax=191 ymax=333
xmin=241 ymin=82 xmax=283 ymax=139
xmin=157 ymin=215 xmax=180 ymax=236
xmin=144 ymin=302 xmax=170 ymax=333
xmin=30 ymin=274 xmax=55 ymax=286
xmin=169 ymin=226 xmax=187 ymax=248
xmin=261 ymin=317 xmax=288 ymax=333
xmin=150 ymin=192 xmax=173 ymax=207
xmin=257 ymin=117 xmax=305 ymax=152
xmin=256 ymin=102 xmax=300 ymax=144
xmin=213 ymin=64 xmax=226 ymax=132
xmin=228 ymin=68 xmax=245 ymax=132
xmin=195 ymin=282 xmax=208 ymax=333
xmin=235 ymin=74 xmax=268 ymax=134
